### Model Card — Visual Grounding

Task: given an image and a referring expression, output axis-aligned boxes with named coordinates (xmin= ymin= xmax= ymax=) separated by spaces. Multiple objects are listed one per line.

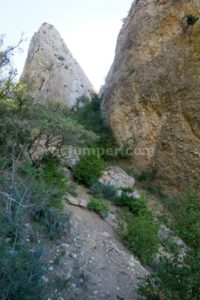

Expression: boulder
xmin=99 ymin=166 xmax=135 ymax=189
xmin=64 ymin=193 xmax=88 ymax=208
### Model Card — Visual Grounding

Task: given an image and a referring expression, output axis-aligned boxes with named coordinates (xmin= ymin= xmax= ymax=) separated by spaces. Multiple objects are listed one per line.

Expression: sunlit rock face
xmin=21 ymin=23 xmax=93 ymax=108
xmin=102 ymin=0 xmax=200 ymax=190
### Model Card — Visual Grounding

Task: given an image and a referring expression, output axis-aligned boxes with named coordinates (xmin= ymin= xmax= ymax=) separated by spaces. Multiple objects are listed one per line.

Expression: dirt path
xmin=62 ymin=199 xmax=147 ymax=300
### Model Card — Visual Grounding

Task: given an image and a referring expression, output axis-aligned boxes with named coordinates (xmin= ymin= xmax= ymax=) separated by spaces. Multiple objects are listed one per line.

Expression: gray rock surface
xmin=21 ymin=23 xmax=93 ymax=108
xmin=64 ymin=193 xmax=88 ymax=208
xmin=99 ymin=166 xmax=135 ymax=189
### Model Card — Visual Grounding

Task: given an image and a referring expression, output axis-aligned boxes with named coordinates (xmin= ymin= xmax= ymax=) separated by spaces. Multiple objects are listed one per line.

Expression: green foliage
xmin=73 ymin=154 xmax=104 ymax=186
xmin=186 ymin=14 xmax=199 ymax=26
xmin=54 ymin=275 xmax=71 ymax=290
xmin=72 ymin=93 xmax=105 ymax=132
xmin=90 ymin=181 xmax=117 ymax=201
xmin=126 ymin=64 xmax=135 ymax=76
xmin=116 ymin=296 xmax=125 ymax=300
xmin=119 ymin=211 xmax=159 ymax=264
xmin=18 ymin=158 xmax=71 ymax=240
xmin=52 ymin=250 xmax=66 ymax=266
xmin=71 ymin=93 xmax=119 ymax=160
xmin=0 ymin=34 xmax=23 ymax=98
xmin=137 ymin=184 xmax=200 ymax=299
xmin=40 ymin=154 xmax=65 ymax=186
xmin=39 ymin=153 xmax=67 ymax=208
xmin=32 ymin=207 xmax=70 ymax=240
xmin=88 ymin=197 xmax=110 ymax=219
xmin=66 ymin=181 xmax=78 ymax=197
xmin=136 ymin=169 xmax=156 ymax=182
xmin=0 ymin=156 xmax=71 ymax=298
xmin=144 ymin=183 xmax=165 ymax=199
xmin=174 ymin=186 xmax=200 ymax=249
xmin=0 ymin=171 xmax=45 ymax=299
xmin=137 ymin=249 xmax=200 ymax=300
xmin=17 ymin=156 xmax=67 ymax=210
xmin=115 ymin=188 xmax=148 ymax=215
xmin=0 ymin=100 xmax=97 ymax=161
xmin=0 ymin=243 xmax=44 ymax=300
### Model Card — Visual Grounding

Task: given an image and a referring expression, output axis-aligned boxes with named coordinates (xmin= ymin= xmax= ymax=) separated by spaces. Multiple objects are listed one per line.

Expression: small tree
xmin=0 ymin=34 xmax=24 ymax=99
xmin=73 ymin=154 xmax=104 ymax=186
xmin=182 ymin=14 xmax=199 ymax=39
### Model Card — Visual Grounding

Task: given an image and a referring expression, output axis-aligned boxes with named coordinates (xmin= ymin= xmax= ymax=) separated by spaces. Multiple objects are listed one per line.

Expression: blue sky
xmin=1 ymin=0 xmax=133 ymax=90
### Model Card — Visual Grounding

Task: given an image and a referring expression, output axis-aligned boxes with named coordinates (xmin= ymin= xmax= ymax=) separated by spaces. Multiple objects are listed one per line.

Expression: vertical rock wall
xmin=102 ymin=0 xmax=200 ymax=189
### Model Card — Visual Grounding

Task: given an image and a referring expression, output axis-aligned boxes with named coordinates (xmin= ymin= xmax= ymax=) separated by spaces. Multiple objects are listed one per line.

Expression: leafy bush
xmin=115 ymin=188 xmax=148 ymax=215
xmin=39 ymin=153 xmax=67 ymax=208
xmin=16 ymin=156 xmax=67 ymax=210
xmin=66 ymin=181 xmax=78 ymax=197
xmin=136 ymin=169 xmax=157 ymax=182
xmin=0 ymin=100 xmax=98 ymax=162
xmin=174 ymin=186 xmax=200 ymax=249
xmin=137 ymin=249 xmax=200 ymax=300
xmin=88 ymin=197 xmax=110 ymax=219
xmin=186 ymin=14 xmax=199 ymax=26
xmin=54 ymin=275 xmax=71 ymax=290
xmin=144 ymin=183 xmax=165 ymax=199
xmin=137 ymin=184 xmax=200 ymax=299
xmin=0 ymin=169 xmax=46 ymax=299
xmin=159 ymin=183 xmax=200 ymax=249
xmin=119 ymin=211 xmax=159 ymax=264
xmin=32 ymin=207 xmax=70 ymax=240
xmin=0 ymin=243 xmax=44 ymax=300
xmin=0 ymin=155 xmax=72 ymax=298
xmin=70 ymin=93 xmax=119 ymax=160
xmin=73 ymin=154 xmax=104 ymax=186
xmin=90 ymin=181 xmax=117 ymax=201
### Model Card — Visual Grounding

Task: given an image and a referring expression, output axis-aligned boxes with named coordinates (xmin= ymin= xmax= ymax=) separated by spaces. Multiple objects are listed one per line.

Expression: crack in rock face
xmin=21 ymin=23 xmax=93 ymax=108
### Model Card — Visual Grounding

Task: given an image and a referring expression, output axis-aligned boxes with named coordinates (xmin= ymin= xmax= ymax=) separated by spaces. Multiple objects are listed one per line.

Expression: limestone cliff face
xmin=102 ymin=0 xmax=200 ymax=190
xmin=21 ymin=23 xmax=93 ymax=108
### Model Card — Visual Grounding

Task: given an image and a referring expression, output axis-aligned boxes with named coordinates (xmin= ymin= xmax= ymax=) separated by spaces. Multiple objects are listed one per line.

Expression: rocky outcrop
xmin=21 ymin=23 xmax=93 ymax=108
xmin=99 ymin=166 xmax=135 ymax=189
xmin=102 ymin=0 xmax=200 ymax=190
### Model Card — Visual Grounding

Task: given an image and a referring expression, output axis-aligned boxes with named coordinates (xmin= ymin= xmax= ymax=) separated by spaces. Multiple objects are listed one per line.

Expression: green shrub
xmin=54 ymin=275 xmax=71 ymax=290
xmin=115 ymin=188 xmax=148 ymax=215
xmin=39 ymin=153 xmax=67 ymax=208
xmin=0 ymin=244 xmax=44 ymax=300
xmin=70 ymin=93 xmax=119 ymax=160
xmin=119 ymin=211 xmax=159 ymax=264
xmin=136 ymin=169 xmax=157 ymax=182
xmin=32 ymin=207 xmax=70 ymax=240
xmin=40 ymin=154 xmax=66 ymax=187
xmin=0 ymin=171 xmax=46 ymax=299
xmin=88 ymin=197 xmax=110 ymax=219
xmin=17 ymin=156 xmax=67 ymax=210
xmin=137 ymin=184 xmax=200 ymax=299
xmin=66 ymin=181 xmax=79 ymax=197
xmin=144 ymin=183 xmax=165 ymax=199
xmin=186 ymin=14 xmax=199 ymax=26
xmin=137 ymin=249 xmax=200 ymax=300
xmin=160 ymin=183 xmax=200 ymax=249
xmin=90 ymin=181 xmax=117 ymax=200
xmin=0 ymin=99 xmax=98 ymax=163
xmin=126 ymin=64 xmax=135 ymax=76
xmin=73 ymin=154 xmax=104 ymax=186
xmin=175 ymin=187 xmax=200 ymax=249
